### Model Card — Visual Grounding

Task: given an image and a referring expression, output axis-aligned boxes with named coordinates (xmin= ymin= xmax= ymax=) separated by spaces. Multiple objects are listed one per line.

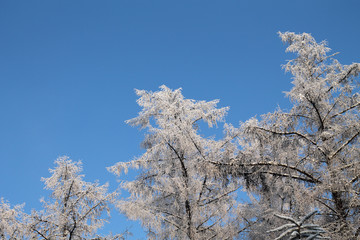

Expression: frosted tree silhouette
xmin=109 ymin=86 xmax=244 ymax=239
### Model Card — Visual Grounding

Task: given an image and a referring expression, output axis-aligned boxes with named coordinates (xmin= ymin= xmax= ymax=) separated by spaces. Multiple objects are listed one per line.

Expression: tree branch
xmin=329 ymin=130 xmax=360 ymax=159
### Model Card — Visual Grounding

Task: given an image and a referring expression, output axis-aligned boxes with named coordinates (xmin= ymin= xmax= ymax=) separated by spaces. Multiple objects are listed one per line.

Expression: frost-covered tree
xmin=0 ymin=157 xmax=121 ymax=240
xmin=226 ymin=32 xmax=360 ymax=239
xmin=0 ymin=198 xmax=26 ymax=239
xmin=3 ymin=31 xmax=359 ymax=240
xmin=109 ymin=86 xmax=244 ymax=240
xmin=27 ymin=156 xmax=120 ymax=240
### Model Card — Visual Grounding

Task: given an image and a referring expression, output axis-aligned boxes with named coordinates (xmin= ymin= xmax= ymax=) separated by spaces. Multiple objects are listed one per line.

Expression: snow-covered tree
xmin=27 ymin=156 xmax=119 ymax=240
xmin=3 ymin=31 xmax=359 ymax=240
xmin=0 ymin=198 xmax=26 ymax=239
xmin=226 ymin=32 xmax=360 ymax=239
xmin=0 ymin=157 xmax=121 ymax=240
xmin=109 ymin=86 xmax=244 ymax=240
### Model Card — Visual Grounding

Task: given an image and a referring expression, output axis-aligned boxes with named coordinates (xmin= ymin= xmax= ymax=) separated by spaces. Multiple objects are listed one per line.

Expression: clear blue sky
xmin=1 ymin=1 xmax=359 ymax=239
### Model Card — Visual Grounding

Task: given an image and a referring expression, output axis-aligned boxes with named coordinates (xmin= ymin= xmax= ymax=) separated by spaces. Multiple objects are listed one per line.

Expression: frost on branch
xmin=268 ymin=211 xmax=329 ymax=239
xmin=109 ymin=86 xmax=244 ymax=240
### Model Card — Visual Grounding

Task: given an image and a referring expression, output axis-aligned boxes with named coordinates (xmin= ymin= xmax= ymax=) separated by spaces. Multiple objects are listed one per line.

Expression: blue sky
xmin=1 ymin=1 xmax=360 ymax=239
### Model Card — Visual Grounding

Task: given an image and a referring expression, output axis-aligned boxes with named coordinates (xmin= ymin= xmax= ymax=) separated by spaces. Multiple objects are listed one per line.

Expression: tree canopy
xmin=1 ymin=32 xmax=359 ymax=240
